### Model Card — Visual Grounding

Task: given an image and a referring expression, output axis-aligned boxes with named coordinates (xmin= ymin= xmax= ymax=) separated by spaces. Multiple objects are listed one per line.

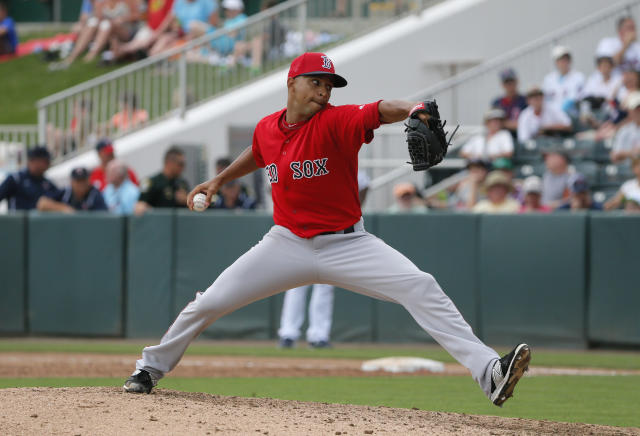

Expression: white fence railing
xmin=36 ymin=0 xmax=442 ymax=163
xmin=410 ymin=0 xmax=640 ymax=125
xmin=0 ymin=125 xmax=38 ymax=173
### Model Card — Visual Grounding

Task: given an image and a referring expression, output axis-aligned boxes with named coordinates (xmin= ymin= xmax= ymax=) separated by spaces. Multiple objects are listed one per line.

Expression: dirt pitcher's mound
xmin=1 ymin=387 xmax=638 ymax=436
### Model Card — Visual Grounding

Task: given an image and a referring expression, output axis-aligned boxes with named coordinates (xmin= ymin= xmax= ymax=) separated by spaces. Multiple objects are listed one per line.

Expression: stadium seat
xmin=514 ymin=140 xmax=542 ymax=164
xmin=570 ymin=161 xmax=599 ymax=185
xmin=564 ymin=138 xmax=596 ymax=161
xmin=592 ymin=186 xmax=619 ymax=204
xmin=516 ymin=162 xmax=546 ymax=179
xmin=597 ymin=162 xmax=634 ymax=187
xmin=592 ymin=139 xmax=614 ymax=163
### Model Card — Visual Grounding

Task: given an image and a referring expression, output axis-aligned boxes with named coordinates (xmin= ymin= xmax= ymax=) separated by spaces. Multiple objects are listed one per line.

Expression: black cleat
xmin=123 ymin=369 xmax=156 ymax=394
xmin=490 ymin=343 xmax=531 ymax=407
xmin=278 ymin=338 xmax=295 ymax=349
xmin=309 ymin=340 xmax=332 ymax=349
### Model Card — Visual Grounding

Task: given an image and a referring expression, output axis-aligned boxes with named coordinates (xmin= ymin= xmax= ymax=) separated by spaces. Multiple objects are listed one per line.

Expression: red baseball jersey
xmin=252 ymin=101 xmax=381 ymax=238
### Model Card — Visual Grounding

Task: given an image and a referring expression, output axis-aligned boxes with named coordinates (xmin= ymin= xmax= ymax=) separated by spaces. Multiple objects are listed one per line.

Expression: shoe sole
xmin=492 ymin=344 xmax=531 ymax=407
xmin=123 ymin=382 xmax=152 ymax=394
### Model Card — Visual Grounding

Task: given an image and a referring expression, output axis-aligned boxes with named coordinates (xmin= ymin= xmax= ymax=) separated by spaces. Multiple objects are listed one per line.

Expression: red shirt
xmin=252 ymin=101 xmax=381 ymax=238
xmin=90 ymin=166 xmax=139 ymax=191
xmin=148 ymin=0 xmax=174 ymax=30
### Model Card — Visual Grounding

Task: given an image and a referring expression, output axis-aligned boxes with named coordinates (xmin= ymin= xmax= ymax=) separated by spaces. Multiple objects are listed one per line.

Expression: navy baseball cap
xmin=27 ymin=146 xmax=51 ymax=160
xmin=499 ymin=68 xmax=517 ymax=82
xmin=288 ymin=52 xmax=348 ymax=88
xmin=71 ymin=167 xmax=90 ymax=180
xmin=570 ymin=174 xmax=589 ymax=194
xmin=96 ymin=138 xmax=114 ymax=154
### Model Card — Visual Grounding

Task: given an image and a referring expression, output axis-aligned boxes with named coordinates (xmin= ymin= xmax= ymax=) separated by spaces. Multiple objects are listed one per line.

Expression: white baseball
xmin=193 ymin=193 xmax=207 ymax=212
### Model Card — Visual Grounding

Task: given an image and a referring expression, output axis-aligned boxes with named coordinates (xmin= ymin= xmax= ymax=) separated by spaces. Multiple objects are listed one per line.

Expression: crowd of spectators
xmin=406 ymin=15 xmax=640 ymax=215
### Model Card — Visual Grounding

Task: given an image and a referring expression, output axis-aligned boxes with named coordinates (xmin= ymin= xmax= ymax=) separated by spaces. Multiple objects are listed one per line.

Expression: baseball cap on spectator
xmin=551 ymin=45 xmax=571 ymax=60
xmin=499 ymin=68 xmax=517 ymax=82
xmin=522 ymin=175 xmax=543 ymax=194
xmin=393 ymin=182 xmax=416 ymax=198
xmin=222 ymin=0 xmax=244 ymax=9
xmin=27 ymin=146 xmax=51 ymax=161
xmin=526 ymin=86 xmax=544 ymax=98
xmin=492 ymin=157 xmax=513 ymax=171
xmin=569 ymin=174 xmax=589 ymax=194
xmin=71 ymin=167 xmax=90 ymax=180
xmin=484 ymin=171 xmax=512 ymax=189
xmin=288 ymin=52 xmax=348 ymax=88
xmin=484 ymin=108 xmax=506 ymax=121
xmin=96 ymin=138 xmax=114 ymax=155
xmin=625 ymin=91 xmax=640 ymax=110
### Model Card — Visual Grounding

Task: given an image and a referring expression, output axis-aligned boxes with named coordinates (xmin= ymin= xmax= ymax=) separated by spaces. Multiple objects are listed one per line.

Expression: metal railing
xmin=37 ymin=0 xmax=442 ymax=163
xmin=0 ymin=125 xmax=38 ymax=173
xmin=409 ymin=0 xmax=640 ymax=125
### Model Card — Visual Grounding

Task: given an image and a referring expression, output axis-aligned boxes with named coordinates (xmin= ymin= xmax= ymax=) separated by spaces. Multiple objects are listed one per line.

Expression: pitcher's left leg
xmin=317 ymin=231 xmax=499 ymax=397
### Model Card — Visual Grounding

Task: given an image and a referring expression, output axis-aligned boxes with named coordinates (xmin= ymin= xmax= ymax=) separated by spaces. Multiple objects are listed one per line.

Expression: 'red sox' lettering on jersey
xmin=252 ymin=102 xmax=381 ymax=238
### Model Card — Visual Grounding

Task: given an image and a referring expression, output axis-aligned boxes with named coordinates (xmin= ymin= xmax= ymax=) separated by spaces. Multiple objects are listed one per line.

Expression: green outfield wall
xmin=0 ymin=211 xmax=638 ymax=348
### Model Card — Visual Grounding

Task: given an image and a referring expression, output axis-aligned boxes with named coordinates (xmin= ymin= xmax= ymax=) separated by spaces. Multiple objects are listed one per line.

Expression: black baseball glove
xmin=404 ymin=100 xmax=459 ymax=171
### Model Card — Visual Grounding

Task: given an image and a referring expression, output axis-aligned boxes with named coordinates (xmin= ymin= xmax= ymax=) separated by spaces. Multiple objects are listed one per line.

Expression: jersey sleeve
xmin=329 ymin=101 xmax=382 ymax=148
xmin=0 ymin=174 xmax=17 ymax=202
xmin=251 ymin=127 xmax=266 ymax=167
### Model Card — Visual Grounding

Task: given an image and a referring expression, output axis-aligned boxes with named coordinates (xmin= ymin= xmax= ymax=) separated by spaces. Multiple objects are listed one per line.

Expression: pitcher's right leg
xmin=132 ymin=226 xmax=318 ymax=383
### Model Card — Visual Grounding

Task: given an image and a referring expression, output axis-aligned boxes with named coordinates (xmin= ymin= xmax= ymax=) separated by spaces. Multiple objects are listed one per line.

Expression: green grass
xmin=0 ymin=54 xmax=122 ymax=124
xmin=1 ymin=339 xmax=640 ymax=369
xmin=1 ymin=376 xmax=639 ymax=428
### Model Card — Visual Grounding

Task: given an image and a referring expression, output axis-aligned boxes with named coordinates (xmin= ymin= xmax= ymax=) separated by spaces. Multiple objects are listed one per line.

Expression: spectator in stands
xmin=111 ymin=92 xmax=149 ymax=132
xmin=452 ymin=159 xmax=489 ymax=210
xmin=492 ymin=68 xmax=527 ymax=136
xmin=611 ymin=91 xmax=640 ymax=163
xmin=90 ymin=138 xmax=139 ymax=191
xmin=135 ymin=146 xmax=190 ymax=214
xmin=110 ymin=0 xmax=175 ymax=62
xmin=0 ymin=147 xmax=60 ymax=210
xmin=46 ymin=98 xmax=95 ymax=158
xmin=579 ymin=56 xmax=621 ymax=127
xmin=0 ymin=1 xmax=18 ymax=55
xmin=102 ymin=159 xmax=140 ymax=214
xmin=472 ymin=171 xmax=519 ymax=213
xmin=604 ymin=157 xmax=640 ymax=211
xmin=460 ymin=108 xmax=513 ymax=164
xmin=543 ymin=46 xmax=585 ymax=115
xmin=556 ymin=174 xmax=602 ymax=211
xmin=519 ymin=176 xmax=551 ymax=213
xmin=594 ymin=65 xmax=640 ymax=139
xmin=596 ymin=16 xmax=640 ymax=71
xmin=541 ymin=150 xmax=571 ymax=208
xmin=230 ymin=0 xmax=285 ymax=71
xmin=387 ymin=183 xmax=427 ymax=213
xmin=51 ymin=0 xmax=104 ymax=69
xmin=84 ymin=0 xmax=143 ymax=63
xmin=71 ymin=0 xmax=96 ymax=35
xmin=517 ymin=86 xmax=572 ymax=143
xmin=148 ymin=0 xmax=220 ymax=57
xmin=37 ymin=168 xmax=108 ymax=212
xmin=211 ymin=179 xmax=256 ymax=210
xmin=209 ymin=0 xmax=247 ymax=59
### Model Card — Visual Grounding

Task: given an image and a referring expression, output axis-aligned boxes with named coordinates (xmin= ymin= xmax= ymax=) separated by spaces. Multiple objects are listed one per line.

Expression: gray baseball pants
xmin=136 ymin=218 xmax=499 ymax=397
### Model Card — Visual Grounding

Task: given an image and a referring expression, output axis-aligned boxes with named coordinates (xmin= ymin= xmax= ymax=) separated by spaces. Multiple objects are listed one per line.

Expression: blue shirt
xmin=0 ymin=17 xmax=18 ymax=53
xmin=210 ymin=13 xmax=247 ymax=55
xmin=54 ymin=186 xmax=108 ymax=211
xmin=173 ymin=0 xmax=218 ymax=32
xmin=0 ymin=169 xmax=60 ymax=210
xmin=103 ymin=179 xmax=140 ymax=214
xmin=81 ymin=0 xmax=93 ymax=14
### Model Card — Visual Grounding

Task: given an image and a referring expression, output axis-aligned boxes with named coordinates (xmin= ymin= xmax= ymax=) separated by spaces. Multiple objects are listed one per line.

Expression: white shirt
xmin=542 ymin=70 xmax=585 ymax=112
xmin=461 ymin=130 xmax=514 ymax=160
xmin=517 ymin=104 xmax=572 ymax=143
xmin=621 ymin=178 xmax=640 ymax=203
xmin=580 ymin=70 xmax=622 ymax=100
xmin=596 ymin=36 xmax=640 ymax=71
xmin=612 ymin=122 xmax=640 ymax=154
